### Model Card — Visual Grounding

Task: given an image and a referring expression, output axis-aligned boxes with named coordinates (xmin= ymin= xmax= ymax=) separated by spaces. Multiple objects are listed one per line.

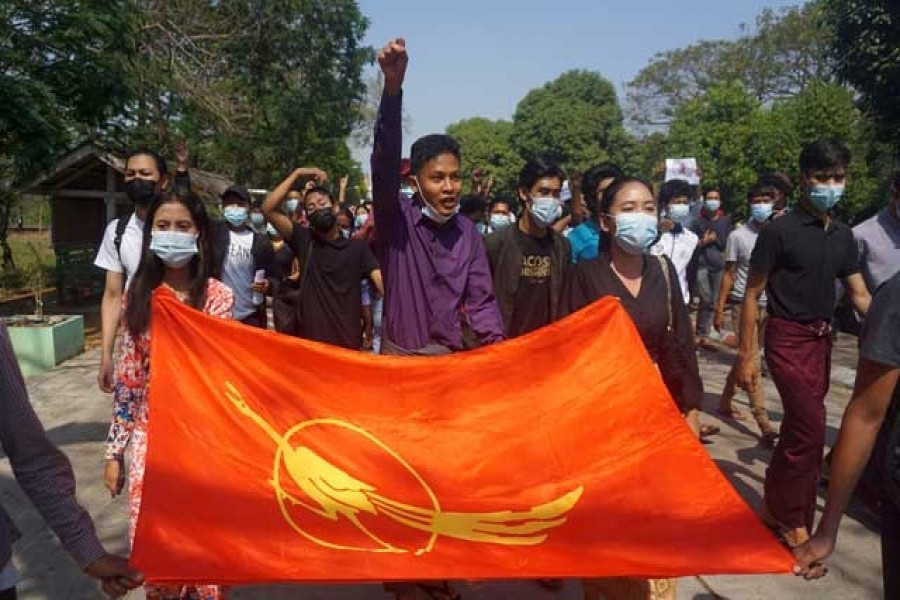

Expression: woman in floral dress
xmin=103 ymin=190 xmax=233 ymax=600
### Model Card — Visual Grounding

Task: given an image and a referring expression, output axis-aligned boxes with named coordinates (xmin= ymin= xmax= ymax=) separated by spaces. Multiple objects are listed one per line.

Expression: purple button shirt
xmin=371 ymin=91 xmax=505 ymax=351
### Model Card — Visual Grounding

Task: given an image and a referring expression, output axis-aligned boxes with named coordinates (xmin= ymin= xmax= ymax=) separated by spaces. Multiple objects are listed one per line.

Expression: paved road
xmin=0 ymin=335 xmax=883 ymax=599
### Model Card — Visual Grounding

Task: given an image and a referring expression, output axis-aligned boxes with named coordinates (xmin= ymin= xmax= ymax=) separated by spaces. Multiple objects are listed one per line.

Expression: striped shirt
xmin=0 ymin=322 xmax=106 ymax=571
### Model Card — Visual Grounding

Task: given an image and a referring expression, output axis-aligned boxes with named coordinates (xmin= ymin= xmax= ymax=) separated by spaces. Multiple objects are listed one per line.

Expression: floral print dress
xmin=106 ymin=280 xmax=233 ymax=600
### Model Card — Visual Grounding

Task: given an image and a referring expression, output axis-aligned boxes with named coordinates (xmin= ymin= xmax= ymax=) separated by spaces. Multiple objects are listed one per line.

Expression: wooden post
xmin=105 ymin=165 xmax=117 ymax=223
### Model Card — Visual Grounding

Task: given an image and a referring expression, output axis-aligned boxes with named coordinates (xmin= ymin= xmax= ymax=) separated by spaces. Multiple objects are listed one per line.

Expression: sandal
xmin=716 ymin=407 xmax=747 ymax=421
xmin=700 ymin=424 xmax=720 ymax=437
xmin=761 ymin=430 xmax=779 ymax=448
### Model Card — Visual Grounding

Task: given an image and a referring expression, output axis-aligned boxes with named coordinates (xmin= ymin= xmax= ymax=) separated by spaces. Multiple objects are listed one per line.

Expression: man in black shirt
xmin=794 ymin=271 xmax=900 ymax=597
xmin=735 ymin=139 xmax=871 ymax=547
xmin=264 ymin=167 xmax=383 ymax=350
xmin=485 ymin=158 xmax=571 ymax=339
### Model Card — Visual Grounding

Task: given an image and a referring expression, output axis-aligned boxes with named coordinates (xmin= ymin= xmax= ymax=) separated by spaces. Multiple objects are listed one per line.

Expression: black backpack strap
xmin=113 ymin=212 xmax=131 ymax=259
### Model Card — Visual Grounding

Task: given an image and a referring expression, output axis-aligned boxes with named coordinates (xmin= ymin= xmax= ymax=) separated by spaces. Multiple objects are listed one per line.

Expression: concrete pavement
xmin=0 ymin=335 xmax=883 ymax=599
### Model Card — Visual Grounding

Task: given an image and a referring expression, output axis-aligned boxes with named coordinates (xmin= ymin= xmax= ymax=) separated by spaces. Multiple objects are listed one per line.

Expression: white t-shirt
xmin=724 ymin=220 xmax=766 ymax=306
xmin=651 ymin=228 xmax=699 ymax=305
xmin=222 ymin=229 xmax=256 ymax=320
xmin=93 ymin=213 xmax=144 ymax=288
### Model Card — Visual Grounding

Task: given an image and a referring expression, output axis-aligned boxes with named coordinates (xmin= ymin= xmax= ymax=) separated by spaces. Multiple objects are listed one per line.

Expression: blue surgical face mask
xmin=476 ymin=222 xmax=488 ymax=235
xmin=809 ymin=185 xmax=844 ymax=211
xmin=750 ymin=202 xmax=774 ymax=223
xmin=415 ymin=177 xmax=458 ymax=225
xmin=400 ymin=184 xmax=415 ymax=198
xmin=266 ymin=223 xmax=278 ymax=237
xmin=668 ymin=204 xmax=690 ymax=221
xmin=612 ymin=212 xmax=658 ymax=255
xmin=250 ymin=212 xmax=265 ymax=227
xmin=355 ymin=214 xmax=368 ymax=228
xmin=285 ymin=198 xmax=300 ymax=214
xmin=489 ymin=213 xmax=512 ymax=230
xmin=223 ymin=206 xmax=248 ymax=227
xmin=529 ymin=196 xmax=561 ymax=227
xmin=150 ymin=231 xmax=199 ymax=268
xmin=704 ymin=199 xmax=721 ymax=213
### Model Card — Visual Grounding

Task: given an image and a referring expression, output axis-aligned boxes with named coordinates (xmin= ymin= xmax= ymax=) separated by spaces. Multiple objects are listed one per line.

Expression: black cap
xmin=221 ymin=185 xmax=251 ymax=204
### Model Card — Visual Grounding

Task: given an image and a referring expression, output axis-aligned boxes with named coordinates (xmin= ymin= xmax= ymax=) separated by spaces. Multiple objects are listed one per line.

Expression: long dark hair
xmin=598 ymin=176 xmax=653 ymax=253
xmin=125 ymin=191 xmax=213 ymax=335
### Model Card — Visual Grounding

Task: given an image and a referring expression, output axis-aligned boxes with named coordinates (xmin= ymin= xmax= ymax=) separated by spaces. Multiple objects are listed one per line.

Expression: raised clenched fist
xmin=378 ymin=37 xmax=408 ymax=95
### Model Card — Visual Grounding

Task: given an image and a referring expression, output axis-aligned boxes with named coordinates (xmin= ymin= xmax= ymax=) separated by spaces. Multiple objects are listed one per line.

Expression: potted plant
xmin=2 ymin=201 xmax=84 ymax=377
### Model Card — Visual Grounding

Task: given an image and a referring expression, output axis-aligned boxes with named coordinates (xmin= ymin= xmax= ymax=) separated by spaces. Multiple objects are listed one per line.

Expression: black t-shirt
xmin=562 ymin=255 xmax=703 ymax=412
xmin=508 ymin=229 xmax=553 ymax=338
xmin=750 ymin=204 xmax=859 ymax=322
xmin=289 ymin=224 xmax=379 ymax=349
xmin=860 ymin=272 xmax=900 ymax=508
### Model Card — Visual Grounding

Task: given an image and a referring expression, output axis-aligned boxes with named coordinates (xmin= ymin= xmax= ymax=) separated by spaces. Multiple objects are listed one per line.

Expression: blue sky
xmin=355 ymin=0 xmax=803 ymax=159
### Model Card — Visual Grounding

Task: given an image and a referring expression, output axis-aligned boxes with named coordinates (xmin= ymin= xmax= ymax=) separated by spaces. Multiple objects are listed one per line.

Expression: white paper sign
xmin=665 ymin=158 xmax=700 ymax=185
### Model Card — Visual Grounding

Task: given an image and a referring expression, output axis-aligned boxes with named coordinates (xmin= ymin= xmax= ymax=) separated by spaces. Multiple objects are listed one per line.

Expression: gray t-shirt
xmin=724 ymin=220 xmax=765 ymax=306
xmin=853 ymin=207 xmax=900 ymax=294
xmin=222 ymin=229 xmax=256 ymax=320
xmin=861 ymin=272 xmax=900 ymax=508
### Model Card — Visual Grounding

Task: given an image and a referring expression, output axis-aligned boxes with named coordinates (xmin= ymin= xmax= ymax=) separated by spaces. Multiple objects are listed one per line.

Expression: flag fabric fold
xmin=132 ymin=288 xmax=792 ymax=584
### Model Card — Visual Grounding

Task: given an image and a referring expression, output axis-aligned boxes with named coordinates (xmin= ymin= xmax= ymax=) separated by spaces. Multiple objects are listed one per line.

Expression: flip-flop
xmin=716 ymin=407 xmax=747 ymax=421
xmin=761 ymin=431 xmax=779 ymax=448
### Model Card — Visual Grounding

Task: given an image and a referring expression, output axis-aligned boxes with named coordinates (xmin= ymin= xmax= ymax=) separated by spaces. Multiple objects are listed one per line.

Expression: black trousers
xmin=0 ymin=586 xmax=17 ymax=600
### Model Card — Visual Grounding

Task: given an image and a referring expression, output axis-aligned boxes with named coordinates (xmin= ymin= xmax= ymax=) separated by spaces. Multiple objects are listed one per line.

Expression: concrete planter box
xmin=3 ymin=315 xmax=85 ymax=378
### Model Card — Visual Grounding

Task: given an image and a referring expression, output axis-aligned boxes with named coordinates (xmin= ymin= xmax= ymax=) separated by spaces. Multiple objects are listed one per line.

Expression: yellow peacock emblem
xmin=225 ymin=382 xmax=583 ymax=555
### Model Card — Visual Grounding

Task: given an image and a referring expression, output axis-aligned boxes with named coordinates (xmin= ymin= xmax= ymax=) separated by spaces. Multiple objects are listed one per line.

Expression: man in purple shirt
xmin=371 ymin=37 xmax=505 ymax=355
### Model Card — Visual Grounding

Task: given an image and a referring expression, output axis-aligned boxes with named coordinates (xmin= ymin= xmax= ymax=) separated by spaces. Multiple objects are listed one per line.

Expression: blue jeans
xmin=372 ymin=294 xmax=383 ymax=354
xmin=696 ymin=266 xmax=723 ymax=337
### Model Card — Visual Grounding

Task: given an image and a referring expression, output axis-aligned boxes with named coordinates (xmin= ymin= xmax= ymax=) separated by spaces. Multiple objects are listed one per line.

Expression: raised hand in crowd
xmin=378 ymin=37 xmax=408 ymax=95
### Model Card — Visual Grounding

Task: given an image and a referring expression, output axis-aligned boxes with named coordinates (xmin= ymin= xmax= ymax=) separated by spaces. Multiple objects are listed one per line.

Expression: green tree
xmin=445 ymin=118 xmax=523 ymax=198
xmin=109 ymin=0 xmax=372 ymax=189
xmin=0 ymin=0 xmax=132 ymax=268
xmin=824 ymin=0 xmax=900 ymax=146
xmin=511 ymin=70 xmax=625 ymax=174
xmin=627 ymin=2 xmax=834 ymax=127
xmin=666 ymin=82 xmax=761 ymax=212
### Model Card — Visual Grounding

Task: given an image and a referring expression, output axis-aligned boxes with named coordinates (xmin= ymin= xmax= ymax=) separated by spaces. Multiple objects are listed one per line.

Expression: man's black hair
xmin=756 ymin=171 xmax=792 ymax=196
xmin=747 ymin=184 xmax=776 ymax=204
xmin=303 ymin=185 xmax=333 ymax=204
xmin=702 ymin=184 xmax=721 ymax=196
xmin=459 ymin=194 xmax=486 ymax=217
xmin=489 ymin=197 xmax=516 ymax=213
xmin=410 ymin=134 xmax=461 ymax=175
xmin=658 ymin=179 xmax=693 ymax=209
xmin=799 ymin=138 xmax=852 ymax=174
xmin=581 ymin=162 xmax=623 ymax=214
xmin=518 ymin=157 xmax=566 ymax=192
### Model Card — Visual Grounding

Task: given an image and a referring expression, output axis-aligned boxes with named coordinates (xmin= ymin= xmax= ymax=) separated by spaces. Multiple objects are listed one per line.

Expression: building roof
xmin=20 ymin=143 xmax=234 ymax=203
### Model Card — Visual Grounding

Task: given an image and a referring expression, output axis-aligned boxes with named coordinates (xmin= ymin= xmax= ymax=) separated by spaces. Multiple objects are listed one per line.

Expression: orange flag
xmin=132 ymin=288 xmax=792 ymax=585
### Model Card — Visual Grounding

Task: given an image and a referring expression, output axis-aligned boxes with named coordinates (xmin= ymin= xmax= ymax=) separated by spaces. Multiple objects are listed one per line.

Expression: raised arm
xmin=371 ymin=38 xmax=408 ymax=237
xmin=263 ymin=167 xmax=326 ymax=239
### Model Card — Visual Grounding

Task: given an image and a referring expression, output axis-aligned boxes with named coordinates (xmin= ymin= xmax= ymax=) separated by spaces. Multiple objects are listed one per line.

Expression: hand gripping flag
xmin=132 ymin=288 xmax=792 ymax=584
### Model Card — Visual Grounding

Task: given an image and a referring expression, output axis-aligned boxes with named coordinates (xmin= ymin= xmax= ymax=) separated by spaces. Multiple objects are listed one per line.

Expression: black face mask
xmin=310 ymin=208 xmax=336 ymax=233
xmin=125 ymin=178 xmax=158 ymax=206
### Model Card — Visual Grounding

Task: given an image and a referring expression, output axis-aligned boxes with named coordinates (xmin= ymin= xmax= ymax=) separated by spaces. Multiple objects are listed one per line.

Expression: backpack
xmin=113 ymin=212 xmax=131 ymax=260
